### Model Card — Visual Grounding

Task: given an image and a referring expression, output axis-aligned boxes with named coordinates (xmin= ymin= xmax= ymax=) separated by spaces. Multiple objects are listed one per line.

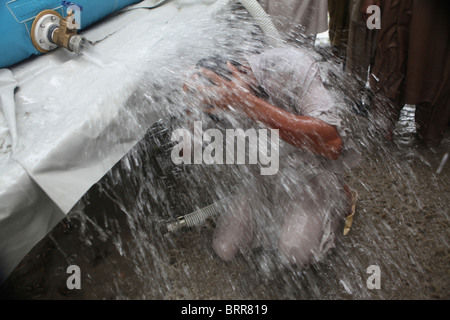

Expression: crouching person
xmin=186 ymin=47 xmax=358 ymax=267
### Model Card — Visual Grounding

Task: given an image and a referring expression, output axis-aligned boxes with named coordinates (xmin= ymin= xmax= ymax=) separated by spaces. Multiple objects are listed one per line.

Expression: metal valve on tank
xmin=30 ymin=2 xmax=87 ymax=54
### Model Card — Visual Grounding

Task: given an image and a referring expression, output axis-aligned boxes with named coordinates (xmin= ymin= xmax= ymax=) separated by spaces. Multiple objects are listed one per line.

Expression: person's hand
xmin=361 ymin=0 xmax=381 ymax=21
xmin=184 ymin=62 xmax=257 ymax=114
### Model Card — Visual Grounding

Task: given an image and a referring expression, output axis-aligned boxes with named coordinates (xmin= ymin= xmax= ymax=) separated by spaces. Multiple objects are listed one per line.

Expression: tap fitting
xmin=31 ymin=9 xmax=86 ymax=54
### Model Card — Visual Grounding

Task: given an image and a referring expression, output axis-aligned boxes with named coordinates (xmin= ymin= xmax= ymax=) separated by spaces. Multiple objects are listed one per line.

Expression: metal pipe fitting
xmin=67 ymin=34 xmax=86 ymax=54
xmin=31 ymin=9 xmax=86 ymax=54
xmin=164 ymin=197 xmax=231 ymax=234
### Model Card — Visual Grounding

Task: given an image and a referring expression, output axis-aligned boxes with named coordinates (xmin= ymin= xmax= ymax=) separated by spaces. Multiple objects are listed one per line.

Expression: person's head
xmin=196 ymin=55 xmax=246 ymax=81
xmin=195 ymin=55 xmax=268 ymax=99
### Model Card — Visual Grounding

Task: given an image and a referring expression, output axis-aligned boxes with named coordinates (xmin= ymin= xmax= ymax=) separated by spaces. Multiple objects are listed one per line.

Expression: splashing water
xmin=79 ymin=41 xmax=110 ymax=68
xmin=2 ymin=2 xmax=449 ymax=300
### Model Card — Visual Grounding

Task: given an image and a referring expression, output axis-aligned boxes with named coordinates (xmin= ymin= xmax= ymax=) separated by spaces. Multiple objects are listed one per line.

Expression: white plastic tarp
xmin=0 ymin=0 xmax=230 ymax=282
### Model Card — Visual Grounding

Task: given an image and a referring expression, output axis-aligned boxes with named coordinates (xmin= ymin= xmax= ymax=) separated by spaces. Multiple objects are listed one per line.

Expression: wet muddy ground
xmin=1 ymin=46 xmax=449 ymax=300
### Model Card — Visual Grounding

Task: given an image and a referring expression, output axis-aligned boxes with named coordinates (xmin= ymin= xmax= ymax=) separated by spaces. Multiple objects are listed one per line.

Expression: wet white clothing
xmin=245 ymin=47 xmax=356 ymax=177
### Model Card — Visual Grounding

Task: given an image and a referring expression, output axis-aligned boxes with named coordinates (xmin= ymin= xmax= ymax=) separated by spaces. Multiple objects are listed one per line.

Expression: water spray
xmin=436 ymin=152 xmax=449 ymax=175
xmin=26 ymin=0 xmax=285 ymax=238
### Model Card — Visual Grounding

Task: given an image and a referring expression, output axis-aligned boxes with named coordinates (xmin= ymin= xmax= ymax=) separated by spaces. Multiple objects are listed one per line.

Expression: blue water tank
xmin=0 ymin=0 xmax=142 ymax=68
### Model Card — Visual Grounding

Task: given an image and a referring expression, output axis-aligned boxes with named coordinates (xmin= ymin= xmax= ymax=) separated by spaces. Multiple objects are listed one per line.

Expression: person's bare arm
xmin=239 ymin=93 xmax=343 ymax=160
xmin=194 ymin=63 xmax=343 ymax=160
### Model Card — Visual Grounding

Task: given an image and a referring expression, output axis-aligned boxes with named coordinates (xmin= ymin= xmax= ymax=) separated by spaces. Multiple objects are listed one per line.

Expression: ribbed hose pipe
xmin=164 ymin=198 xmax=230 ymax=234
xmin=239 ymin=0 xmax=286 ymax=47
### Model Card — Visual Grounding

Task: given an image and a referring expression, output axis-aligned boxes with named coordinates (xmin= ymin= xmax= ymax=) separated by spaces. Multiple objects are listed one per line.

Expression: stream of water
xmin=2 ymin=2 xmax=449 ymax=300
